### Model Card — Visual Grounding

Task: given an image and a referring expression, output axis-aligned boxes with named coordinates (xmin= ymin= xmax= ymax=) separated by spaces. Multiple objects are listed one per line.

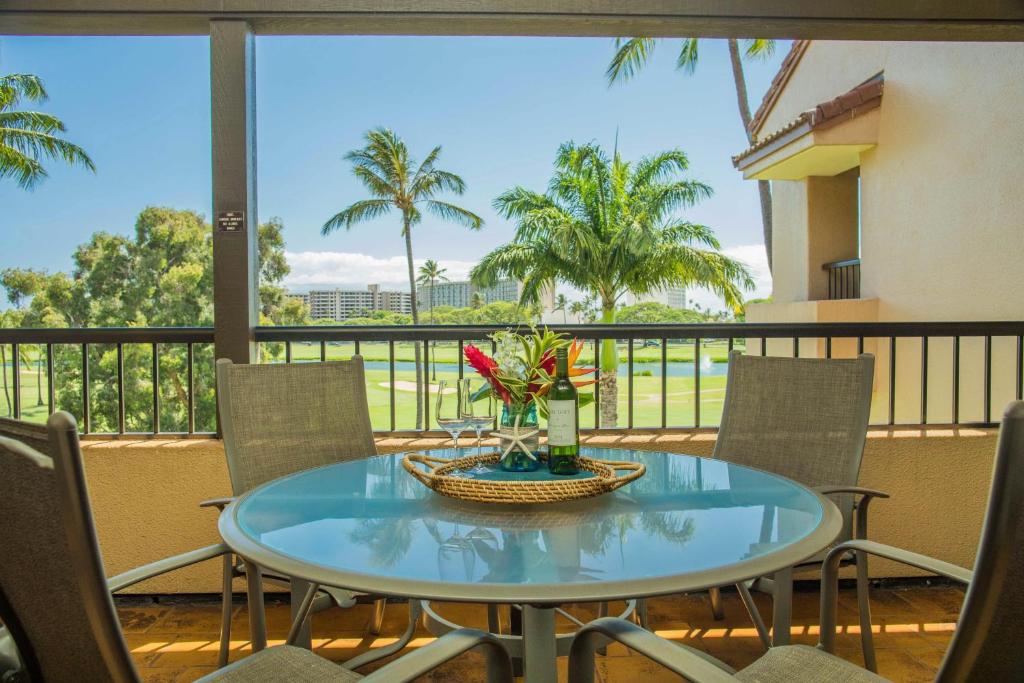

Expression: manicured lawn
xmin=3 ymin=340 xmax=732 ymax=431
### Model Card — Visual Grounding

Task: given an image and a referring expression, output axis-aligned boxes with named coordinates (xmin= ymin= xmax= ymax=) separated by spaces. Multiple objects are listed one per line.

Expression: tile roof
xmin=732 ymin=74 xmax=884 ymax=167
xmin=747 ymin=40 xmax=810 ymax=138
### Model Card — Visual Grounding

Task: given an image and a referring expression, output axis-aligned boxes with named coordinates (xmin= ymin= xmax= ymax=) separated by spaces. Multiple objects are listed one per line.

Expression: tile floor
xmin=121 ymin=583 xmax=962 ymax=682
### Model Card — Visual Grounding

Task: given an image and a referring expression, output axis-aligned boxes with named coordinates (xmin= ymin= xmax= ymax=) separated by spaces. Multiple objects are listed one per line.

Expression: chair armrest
xmin=108 ymin=543 xmax=230 ymax=593
xmin=820 ymin=539 xmax=972 ymax=653
xmin=813 ymin=486 xmax=890 ymax=540
xmin=360 ymin=627 xmax=513 ymax=683
xmin=199 ymin=497 xmax=236 ymax=511
xmin=813 ymin=485 xmax=890 ymax=500
xmin=568 ymin=617 xmax=737 ymax=683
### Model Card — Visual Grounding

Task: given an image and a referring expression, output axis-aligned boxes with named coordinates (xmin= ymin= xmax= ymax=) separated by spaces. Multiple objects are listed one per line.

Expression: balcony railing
xmin=824 ymin=258 xmax=861 ymax=300
xmin=2 ymin=322 xmax=1022 ymax=436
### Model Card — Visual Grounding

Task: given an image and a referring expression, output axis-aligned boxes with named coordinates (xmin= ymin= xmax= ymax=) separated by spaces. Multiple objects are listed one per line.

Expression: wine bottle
xmin=547 ymin=346 xmax=580 ymax=475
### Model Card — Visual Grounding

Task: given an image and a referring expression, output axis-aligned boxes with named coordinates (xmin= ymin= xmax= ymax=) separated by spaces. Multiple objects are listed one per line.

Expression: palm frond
xmin=0 ymin=74 xmax=47 ymax=109
xmin=0 ymin=143 xmax=46 ymax=189
xmin=675 ymin=39 xmax=700 ymax=75
xmin=412 ymin=169 xmax=467 ymax=199
xmin=351 ymin=164 xmax=397 ymax=199
xmin=744 ymin=39 xmax=777 ymax=61
xmin=0 ymin=128 xmax=94 ymax=189
xmin=606 ymin=38 xmax=656 ymax=85
xmin=321 ymin=199 xmax=393 ymax=234
xmin=0 ymin=111 xmax=66 ymax=133
xmin=629 ymin=149 xmax=691 ymax=191
xmin=423 ymin=200 xmax=483 ymax=230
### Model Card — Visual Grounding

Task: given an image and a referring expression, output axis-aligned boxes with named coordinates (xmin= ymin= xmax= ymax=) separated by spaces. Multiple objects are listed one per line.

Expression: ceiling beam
xmin=2 ymin=1 xmax=1023 ymax=38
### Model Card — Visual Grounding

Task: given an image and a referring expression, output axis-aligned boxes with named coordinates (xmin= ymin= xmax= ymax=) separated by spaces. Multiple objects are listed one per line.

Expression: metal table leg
xmin=290 ymin=577 xmax=314 ymax=649
xmin=244 ymin=562 xmax=267 ymax=652
xmin=522 ymin=605 xmax=557 ymax=683
xmin=772 ymin=567 xmax=793 ymax=646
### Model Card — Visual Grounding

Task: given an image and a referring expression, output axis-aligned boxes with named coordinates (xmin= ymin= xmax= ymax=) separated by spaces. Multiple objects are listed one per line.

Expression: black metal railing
xmin=2 ymin=322 xmax=1022 ymax=435
xmin=0 ymin=327 xmax=214 ymax=436
xmin=824 ymin=258 xmax=861 ymax=300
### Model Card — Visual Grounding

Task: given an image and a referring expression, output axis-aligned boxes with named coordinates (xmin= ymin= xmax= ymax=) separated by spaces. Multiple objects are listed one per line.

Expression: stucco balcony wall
xmin=83 ymin=428 xmax=996 ymax=594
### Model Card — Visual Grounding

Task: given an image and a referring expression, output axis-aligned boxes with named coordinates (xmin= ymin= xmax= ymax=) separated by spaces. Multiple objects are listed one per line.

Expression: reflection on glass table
xmin=222 ymin=447 xmax=840 ymax=683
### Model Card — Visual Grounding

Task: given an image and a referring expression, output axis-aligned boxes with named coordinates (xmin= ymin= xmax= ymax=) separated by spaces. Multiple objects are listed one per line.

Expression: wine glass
xmin=461 ymin=378 xmax=496 ymax=474
xmin=435 ymin=379 xmax=469 ymax=455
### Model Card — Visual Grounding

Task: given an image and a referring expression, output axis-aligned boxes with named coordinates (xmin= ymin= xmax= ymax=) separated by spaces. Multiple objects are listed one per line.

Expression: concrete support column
xmin=211 ymin=20 xmax=258 ymax=364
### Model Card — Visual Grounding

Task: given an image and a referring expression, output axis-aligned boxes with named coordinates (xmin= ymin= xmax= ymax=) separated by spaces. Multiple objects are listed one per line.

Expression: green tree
xmin=470 ymin=291 xmax=485 ymax=310
xmin=416 ymin=259 xmax=448 ymax=324
xmin=569 ymin=298 xmax=595 ymax=323
xmin=0 ymin=269 xmax=48 ymax=409
xmin=322 ymin=128 xmax=482 ymax=429
xmin=607 ymin=38 xmax=777 ymax=271
xmin=617 ymin=301 xmax=703 ymax=324
xmin=553 ymin=293 xmax=569 ymax=324
xmin=1 ymin=73 xmax=94 ymax=189
xmin=1 ymin=207 xmax=303 ymax=431
xmin=472 ymin=141 xmax=751 ymax=426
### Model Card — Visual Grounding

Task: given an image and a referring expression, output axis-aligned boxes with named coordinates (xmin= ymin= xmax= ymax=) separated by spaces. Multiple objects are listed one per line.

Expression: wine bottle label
xmin=547 ymin=399 xmax=578 ymax=446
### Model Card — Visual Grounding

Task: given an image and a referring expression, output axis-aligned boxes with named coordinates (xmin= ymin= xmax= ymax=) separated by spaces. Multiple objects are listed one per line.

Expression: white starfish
xmin=489 ymin=410 xmax=540 ymax=462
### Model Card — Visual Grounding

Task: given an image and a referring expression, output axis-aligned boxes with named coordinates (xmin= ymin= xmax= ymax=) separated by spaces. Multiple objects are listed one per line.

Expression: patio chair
xmin=0 ymin=411 xmax=513 ymax=683
xmin=569 ymin=400 xmax=1024 ymax=683
xmin=211 ymin=357 xmax=389 ymax=663
xmin=638 ymin=350 xmax=886 ymax=667
xmin=0 ymin=415 xmax=51 ymax=455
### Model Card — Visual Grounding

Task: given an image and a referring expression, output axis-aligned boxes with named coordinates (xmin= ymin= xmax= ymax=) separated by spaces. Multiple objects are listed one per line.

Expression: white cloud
xmin=284 ymin=251 xmax=477 ymax=291
xmin=687 ymin=243 xmax=773 ymax=312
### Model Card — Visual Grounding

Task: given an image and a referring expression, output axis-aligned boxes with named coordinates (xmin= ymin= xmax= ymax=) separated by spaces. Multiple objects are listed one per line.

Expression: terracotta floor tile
xmin=125 ymin=585 xmax=960 ymax=682
xmin=119 ymin=604 xmax=172 ymax=633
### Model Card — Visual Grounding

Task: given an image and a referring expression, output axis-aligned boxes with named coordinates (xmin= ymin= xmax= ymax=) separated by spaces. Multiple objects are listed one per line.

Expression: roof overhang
xmin=736 ymin=107 xmax=879 ymax=180
xmin=734 ymin=73 xmax=883 ymax=180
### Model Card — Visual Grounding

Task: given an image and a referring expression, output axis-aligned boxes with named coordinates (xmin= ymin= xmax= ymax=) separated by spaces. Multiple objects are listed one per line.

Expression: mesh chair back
xmin=0 ymin=416 xmax=51 ymax=456
xmin=217 ymin=357 xmax=378 ymax=494
xmin=714 ymin=351 xmax=875 ymax=487
xmin=714 ymin=351 xmax=874 ymax=531
xmin=937 ymin=401 xmax=1024 ymax=683
xmin=0 ymin=413 xmax=137 ymax=683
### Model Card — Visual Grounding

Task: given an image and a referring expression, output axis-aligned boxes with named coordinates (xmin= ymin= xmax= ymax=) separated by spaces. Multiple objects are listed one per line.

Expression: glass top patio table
xmin=218 ymin=447 xmax=842 ymax=605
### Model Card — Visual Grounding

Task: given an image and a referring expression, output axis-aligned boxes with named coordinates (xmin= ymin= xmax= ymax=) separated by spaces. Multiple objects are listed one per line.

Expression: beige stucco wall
xmin=757 ymin=40 xmax=1024 ymax=323
xmin=84 ymin=431 xmax=996 ymax=594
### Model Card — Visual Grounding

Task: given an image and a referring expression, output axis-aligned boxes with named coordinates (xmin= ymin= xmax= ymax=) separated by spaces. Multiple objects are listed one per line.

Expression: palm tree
xmin=568 ymin=299 xmax=590 ymax=323
xmin=416 ymin=259 xmax=449 ymax=324
xmin=1 ymin=73 xmax=94 ymax=189
xmin=607 ymin=38 xmax=777 ymax=271
xmin=472 ymin=141 xmax=752 ymax=426
xmin=553 ymin=293 xmax=569 ymax=324
xmin=323 ymin=128 xmax=482 ymax=429
xmin=470 ymin=291 xmax=485 ymax=310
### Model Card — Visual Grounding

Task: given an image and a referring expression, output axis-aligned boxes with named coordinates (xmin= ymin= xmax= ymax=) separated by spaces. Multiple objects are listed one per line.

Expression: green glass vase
xmin=498 ymin=402 xmax=541 ymax=472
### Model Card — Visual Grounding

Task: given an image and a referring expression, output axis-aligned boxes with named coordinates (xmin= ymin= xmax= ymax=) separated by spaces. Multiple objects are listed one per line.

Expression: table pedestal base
xmin=421 ymin=599 xmax=637 ymax=680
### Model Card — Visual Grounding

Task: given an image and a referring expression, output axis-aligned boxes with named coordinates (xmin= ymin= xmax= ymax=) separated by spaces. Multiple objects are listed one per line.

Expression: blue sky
xmin=0 ymin=36 xmax=785 ymax=308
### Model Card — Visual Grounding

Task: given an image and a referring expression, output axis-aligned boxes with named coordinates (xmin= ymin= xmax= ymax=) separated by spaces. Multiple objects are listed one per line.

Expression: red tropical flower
xmin=463 ymin=344 xmax=511 ymax=404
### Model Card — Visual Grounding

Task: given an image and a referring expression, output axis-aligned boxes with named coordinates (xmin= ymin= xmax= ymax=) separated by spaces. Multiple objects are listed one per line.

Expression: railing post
xmin=211 ymin=19 xmax=258 ymax=366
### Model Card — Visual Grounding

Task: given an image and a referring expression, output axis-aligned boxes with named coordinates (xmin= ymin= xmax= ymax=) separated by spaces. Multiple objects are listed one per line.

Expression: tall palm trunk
xmin=599 ymin=302 xmax=618 ymax=427
xmin=0 ymin=345 xmax=10 ymax=416
xmin=727 ymin=39 xmax=773 ymax=273
xmin=403 ymin=216 xmax=424 ymax=431
xmin=36 ymin=346 xmax=44 ymax=406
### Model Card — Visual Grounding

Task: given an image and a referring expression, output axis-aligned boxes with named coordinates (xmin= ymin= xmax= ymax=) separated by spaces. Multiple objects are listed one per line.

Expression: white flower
xmin=492 ymin=330 xmax=526 ymax=380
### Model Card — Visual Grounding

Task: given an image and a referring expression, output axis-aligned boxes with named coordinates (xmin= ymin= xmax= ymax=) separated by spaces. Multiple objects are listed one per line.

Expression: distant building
xmin=417 ymin=279 xmax=551 ymax=310
xmin=288 ymin=285 xmax=412 ymax=321
xmin=621 ymin=286 xmax=688 ymax=310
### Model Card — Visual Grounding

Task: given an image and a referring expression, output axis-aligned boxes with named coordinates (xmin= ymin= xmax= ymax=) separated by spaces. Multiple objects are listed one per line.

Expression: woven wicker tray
xmin=402 ymin=451 xmax=646 ymax=504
